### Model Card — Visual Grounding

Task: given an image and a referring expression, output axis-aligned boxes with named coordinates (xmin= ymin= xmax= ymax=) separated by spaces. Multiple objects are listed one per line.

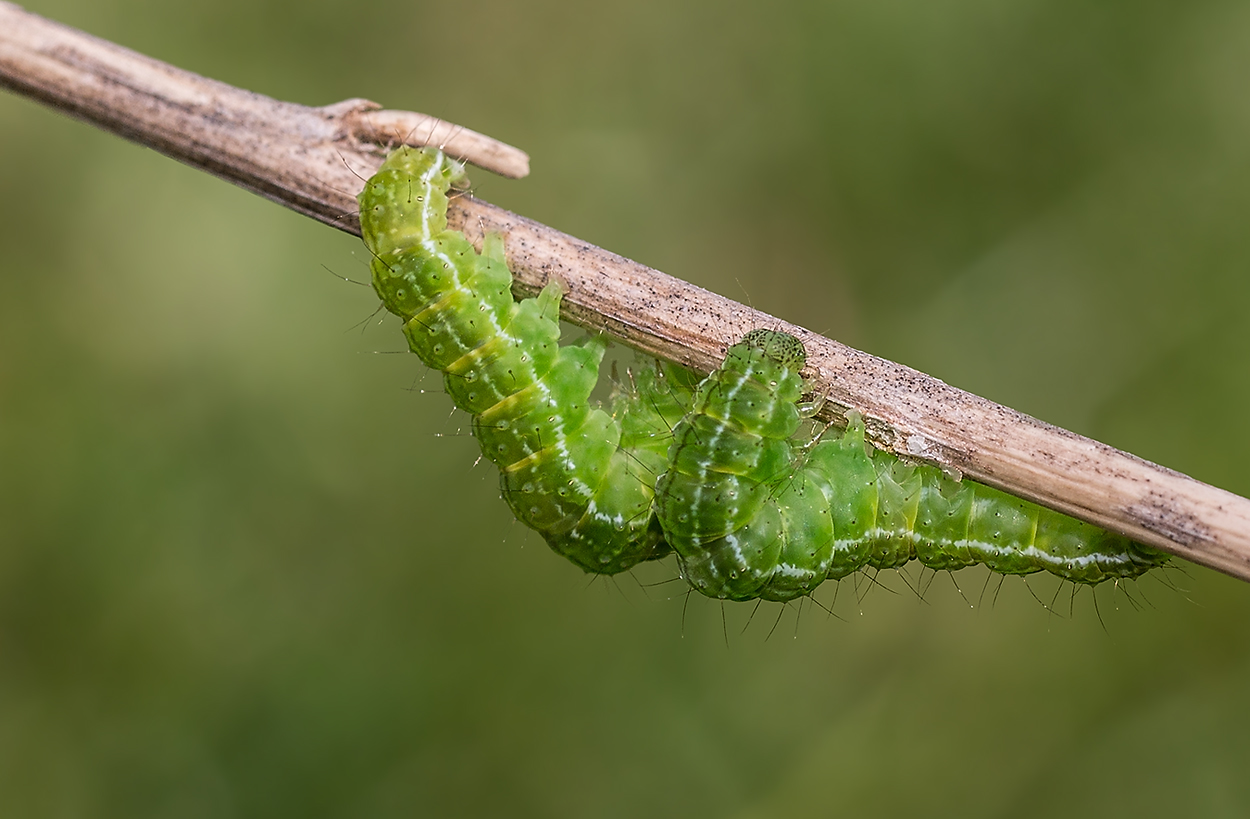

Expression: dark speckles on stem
xmin=1129 ymin=491 xmax=1211 ymax=549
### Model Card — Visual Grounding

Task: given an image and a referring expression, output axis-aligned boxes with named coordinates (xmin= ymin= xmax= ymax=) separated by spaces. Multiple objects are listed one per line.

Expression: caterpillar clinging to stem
xmin=358 ymin=145 xmax=690 ymax=574
xmin=655 ymin=330 xmax=1171 ymax=602
xmin=358 ymin=146 xmax=1171 ymax=602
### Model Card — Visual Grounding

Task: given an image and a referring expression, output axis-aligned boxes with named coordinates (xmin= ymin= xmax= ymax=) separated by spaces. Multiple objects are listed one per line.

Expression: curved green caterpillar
xmin=358 ymin=147 xmax=1168 ymax=604
xmin=656 ymin=330 xmax=1171 ymax=602
xmin=358 ymin=146 xmax=691 ymax=573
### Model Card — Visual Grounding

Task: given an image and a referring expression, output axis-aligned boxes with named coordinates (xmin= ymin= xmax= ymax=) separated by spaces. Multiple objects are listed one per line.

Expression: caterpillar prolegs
xmin=656 ymin=330 xmax=1171 ymax=602
xmin=358 ymin=147 xmax=1169 ymax=602
xmin=358 ymin=146 xmax=690 ymax=574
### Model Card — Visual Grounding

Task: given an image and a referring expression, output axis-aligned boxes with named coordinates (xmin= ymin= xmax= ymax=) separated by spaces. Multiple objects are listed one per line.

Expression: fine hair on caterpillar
xmin=654 ymin=329 xmax=1171 ymax=603
xmin=666 ymin=559 xmax=1170 ymax=643
xmin=356 ymin=146 xmax=1171 ymax=609
xmin=358 ymin=145 xmax=692 ymax=575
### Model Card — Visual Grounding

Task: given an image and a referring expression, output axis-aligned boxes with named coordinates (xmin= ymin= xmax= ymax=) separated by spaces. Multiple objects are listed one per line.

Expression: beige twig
xmin=2 ymin=2 xmax=1248 ymax=583
xmin=345 ymin=109 xmax=529 ymax=179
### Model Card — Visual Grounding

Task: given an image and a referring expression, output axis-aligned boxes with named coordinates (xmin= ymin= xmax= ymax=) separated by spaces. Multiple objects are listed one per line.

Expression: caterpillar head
xmin=358 ymin=147 xmax=469 ymax=257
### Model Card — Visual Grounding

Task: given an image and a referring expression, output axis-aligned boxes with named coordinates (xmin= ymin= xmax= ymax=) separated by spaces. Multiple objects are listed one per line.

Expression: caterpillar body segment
xmin=656 ymin=330 xmax=1171 ymax=602
xmin=359 ymin=147 xmax=1169 ymax=601
xmin=359 ymin=147 xmax=683 ymax=574
xmin=806 ymin=420 xmax=1169 ymax=583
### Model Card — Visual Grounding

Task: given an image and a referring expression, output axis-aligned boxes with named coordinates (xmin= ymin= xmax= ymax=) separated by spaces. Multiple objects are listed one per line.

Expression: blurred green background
xmin=3 ymin=0 xmax=1250 ymax=816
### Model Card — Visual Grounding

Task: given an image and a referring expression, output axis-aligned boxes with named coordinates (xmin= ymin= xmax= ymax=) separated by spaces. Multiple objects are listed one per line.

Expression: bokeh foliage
xmin=3 ymin=1 xmax=1250 ymax=816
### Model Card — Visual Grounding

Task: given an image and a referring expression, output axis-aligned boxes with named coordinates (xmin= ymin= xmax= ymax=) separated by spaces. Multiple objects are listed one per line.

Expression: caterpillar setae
xmin=358 ymin=145 xmax=692 ymax=574
xmin=655 ymin=329 xmax=1172 ymax=602
xmin=358 ymin=146 xmax=1169 ymax=603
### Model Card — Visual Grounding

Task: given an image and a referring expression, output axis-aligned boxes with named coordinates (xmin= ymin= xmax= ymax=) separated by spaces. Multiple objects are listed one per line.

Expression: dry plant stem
xmin=348 ymin=110 xmax=528 ymax=179
xmin=0 ymin=2 xmax=528 ymax=190
xmin=2 ymin=3 xmax=1248 ymax=584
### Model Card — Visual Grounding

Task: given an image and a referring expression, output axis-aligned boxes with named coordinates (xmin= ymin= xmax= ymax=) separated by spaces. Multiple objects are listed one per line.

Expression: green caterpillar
xmin=358 ymin=146 xmax=691 ymax=573
xmin=656 ymin=330 xmax=1172 ymax=602
xmin=358 ymin=146 xmax=1169 ymax=603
